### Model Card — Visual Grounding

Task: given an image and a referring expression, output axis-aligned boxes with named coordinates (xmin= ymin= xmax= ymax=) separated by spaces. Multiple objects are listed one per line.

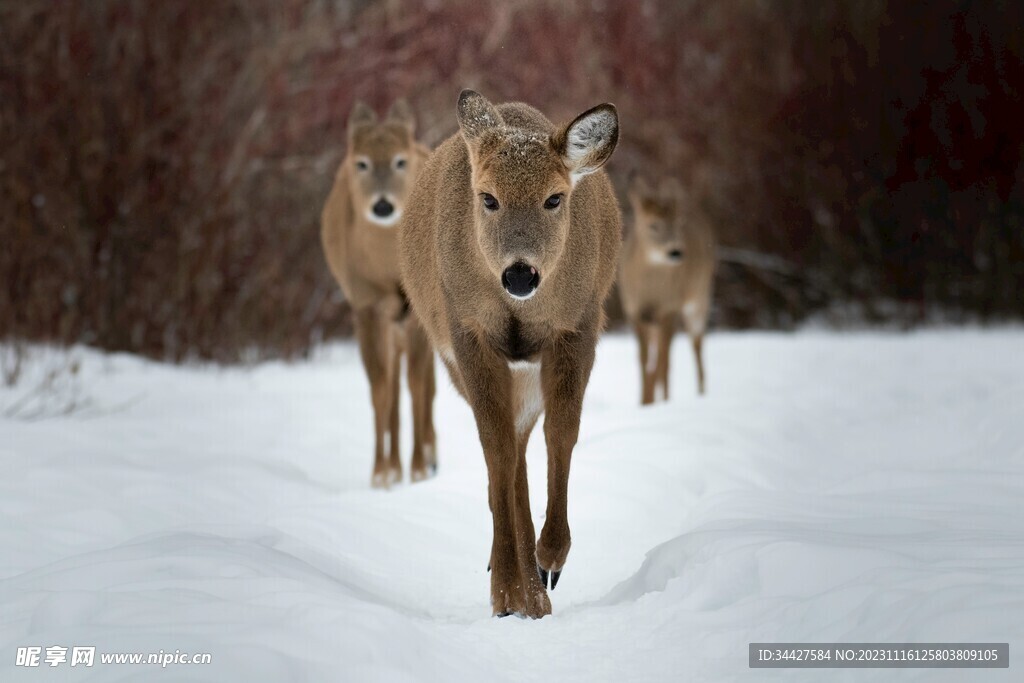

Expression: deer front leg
xmin=406 ymin=314 xmax=436 ymax=481
xmin=537 ymin=308 xmax=599 ymax=589
xmin=513 ymin=425 xmax=551 ymax=617
xmin=452 ymin=326 xmax=547 ymax=617
xmin=354 ymin=307 xmax=393 ymax=488
xmin=386 ymin=339 xmax=402 ymax=484
xmin=635 ymin=322 xmax=655 ymax=405
xmin=683 ymin=302 xmax=707 ymax=395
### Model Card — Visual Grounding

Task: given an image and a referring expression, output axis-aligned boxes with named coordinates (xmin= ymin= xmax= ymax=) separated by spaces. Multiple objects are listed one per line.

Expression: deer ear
xmin=456 ymin=89 xmax=503 ymax=144
xmin=554 ymin=103 xmax=619 ymax=184
xmin=629 ymin=172 xmax=652 ymax=201
xmin=348 ymin=100 xmax=377 ymax=136
xmin=659 ymin=175 xmax=684 ymax=200
xmin=387 ymin=98 xmax=415 ymax=134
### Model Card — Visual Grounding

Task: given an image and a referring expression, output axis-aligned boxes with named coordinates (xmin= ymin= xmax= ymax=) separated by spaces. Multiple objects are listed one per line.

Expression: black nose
xmin=668 ymin=249 xmax=684 ymax=261
xmin=372 ymin=198 xmax=394 ymax=217
xmin=501 ymin=262 xmax=540 ymax=298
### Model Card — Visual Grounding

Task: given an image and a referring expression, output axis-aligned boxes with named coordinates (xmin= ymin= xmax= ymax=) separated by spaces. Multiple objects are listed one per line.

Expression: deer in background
xmin=618 ymin=175 xmax=716 ymax=404
xmin=321 ymin=100 xmax=437 ymax=488
xmin=399 ymin=90 xmax=620 ymax=618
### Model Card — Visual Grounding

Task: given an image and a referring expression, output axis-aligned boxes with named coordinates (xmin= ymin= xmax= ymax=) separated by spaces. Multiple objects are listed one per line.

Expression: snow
xmin=1 ymin=330 xmax=1022 ymax=681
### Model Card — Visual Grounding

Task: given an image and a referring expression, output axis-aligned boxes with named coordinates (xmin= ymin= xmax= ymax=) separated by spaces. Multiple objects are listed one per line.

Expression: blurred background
xmin=2 ymin=0 xmax=1022 ymax=364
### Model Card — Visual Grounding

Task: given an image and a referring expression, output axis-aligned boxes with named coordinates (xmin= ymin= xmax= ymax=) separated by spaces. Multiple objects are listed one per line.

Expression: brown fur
xmin=618 ymin=175 xmax=716 ymax=402
xmin=321 ymin=99 xmax=437 ymax=487
xmin=399 ymin=90 xmax=621 ymax=617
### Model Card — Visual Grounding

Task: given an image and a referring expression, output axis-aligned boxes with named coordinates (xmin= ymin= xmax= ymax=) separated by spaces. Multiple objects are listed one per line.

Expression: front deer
xmin=399 ymin=90 xmax=620 ymax=618
xmin=321 ymin=100 xmax=437 ymax=488
xmin=618 ymin=175 xmax=716 ymax=403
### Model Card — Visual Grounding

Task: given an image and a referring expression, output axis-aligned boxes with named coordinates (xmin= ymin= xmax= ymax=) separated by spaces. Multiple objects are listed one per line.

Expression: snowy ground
xmin=1 ymin=330 xmax=1022 ymax=682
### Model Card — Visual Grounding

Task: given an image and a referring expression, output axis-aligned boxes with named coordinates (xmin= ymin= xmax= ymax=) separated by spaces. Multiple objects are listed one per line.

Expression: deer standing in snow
xmin=321 ymin=100 xmax=437 ymax=487
xmin=618 ymin=175 xmax=716 ymax=403
xmin=399 ymin=90 xmax=621 ymax=617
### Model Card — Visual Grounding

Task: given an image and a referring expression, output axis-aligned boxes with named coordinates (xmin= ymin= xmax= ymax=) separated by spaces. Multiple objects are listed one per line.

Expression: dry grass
xmin=2 ymin=0 xmax=1021 ymax=361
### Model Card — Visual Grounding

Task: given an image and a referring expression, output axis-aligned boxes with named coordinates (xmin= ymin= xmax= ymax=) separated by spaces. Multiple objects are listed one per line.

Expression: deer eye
xmin=544 ymin=194 xmax=562 ymax=210
xmin=355 ymin=159 xmax=370 ymax=172
xmin=394 ymin=157 xmax=407 ymax=170
xmin=481 ymin=193 xmax=499 ymax=211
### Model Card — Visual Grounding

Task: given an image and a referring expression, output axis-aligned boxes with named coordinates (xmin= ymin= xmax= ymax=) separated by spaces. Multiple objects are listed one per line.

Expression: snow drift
xmin=1 ymin=330 xmax=1021 ymax=681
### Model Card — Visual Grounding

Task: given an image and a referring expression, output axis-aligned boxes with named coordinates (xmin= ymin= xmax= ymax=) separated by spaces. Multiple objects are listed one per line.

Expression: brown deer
xmin=618 ymin=175 xmax=716 ymax=404
xmin=321 ymin=99 xmax=437 ymax=488
xmin=399 ymin=90 xmax=620 ymax=618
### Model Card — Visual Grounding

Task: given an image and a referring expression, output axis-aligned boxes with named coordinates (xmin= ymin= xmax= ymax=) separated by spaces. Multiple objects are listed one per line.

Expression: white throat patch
xmin=365 ymin=209 xmax=402 ymax=228
xmin=505 ymin=288 xmax=537 ymax=302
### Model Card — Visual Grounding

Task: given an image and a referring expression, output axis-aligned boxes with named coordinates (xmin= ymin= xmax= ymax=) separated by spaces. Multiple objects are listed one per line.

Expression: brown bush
xmin=1 ymin=1 xmax=1021 ymax=362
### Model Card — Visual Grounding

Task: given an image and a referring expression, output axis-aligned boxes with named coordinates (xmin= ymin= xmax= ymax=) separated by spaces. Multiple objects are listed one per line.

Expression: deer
xmin=320 ymin=99 xmax=437 ymax=488
xmin=618 ymin=174 xmax=716 ymax=404
xmin=398 ymin=90 xmax=621 ymax=618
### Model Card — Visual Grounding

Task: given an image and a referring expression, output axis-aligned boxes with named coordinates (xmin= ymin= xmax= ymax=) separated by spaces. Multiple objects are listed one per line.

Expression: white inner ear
xmin=565 ymin=109 xmax=616 ymax=185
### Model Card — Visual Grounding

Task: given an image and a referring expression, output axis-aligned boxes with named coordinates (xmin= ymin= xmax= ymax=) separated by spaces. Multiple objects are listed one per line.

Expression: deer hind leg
xmin=692 ymin=333 xmax=705 ymax=395
xmin=655 ymin=315 xmax=675 ymax=402
xmin=635 ymin=322 xmax=656 ymax=406
xmin=354 ymin=307 xmax=393 ymax=488
xmin=424 ymin=354 xmax=437 ymax=471
xmin=406 ymin=314 xmax=436 ymax=482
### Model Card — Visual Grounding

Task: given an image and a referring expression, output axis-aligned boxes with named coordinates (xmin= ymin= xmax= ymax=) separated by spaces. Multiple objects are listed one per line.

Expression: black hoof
xmin=550 ymin=569 xmax=561 ymax=590
xmin=486 ymin=563 xmax=491 ymax=572
xmin=496 ymin=611 xmax=512 ymax=618
xmin=430 ymin=463 xmax=438 ymax=475
xmin=538 ymin=564 xmax=549 ymax=588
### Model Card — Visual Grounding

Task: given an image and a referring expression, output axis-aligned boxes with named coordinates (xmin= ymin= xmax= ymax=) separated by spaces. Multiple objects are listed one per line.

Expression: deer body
xmin=399 ymin=91 xmax=620 ymax=617
xmin=321 ymin=100 xmax=437 ymax=487
xmin=618 ymin=178 xmax=716 ymax=403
